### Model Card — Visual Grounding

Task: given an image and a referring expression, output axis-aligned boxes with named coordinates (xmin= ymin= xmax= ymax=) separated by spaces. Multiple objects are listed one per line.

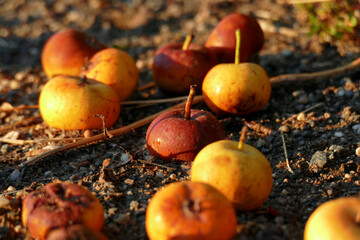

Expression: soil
xmin=1 ymin=1 xmax=360 ymax=240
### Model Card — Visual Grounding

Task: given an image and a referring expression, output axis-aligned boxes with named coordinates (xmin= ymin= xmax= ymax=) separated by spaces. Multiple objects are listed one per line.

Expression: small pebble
xmin=344 ymin=173 xmax=353 ymax=179
xmin=327 ymin=189 xmax=333 ymax=196
xmin=14 ymin=225 xmax=22 ymax=233
xmin=310 ymin=151 xmax=327 ymax=168
xmin=121 ymin=154 xmax=131 ymax=163
xmin=83 ymin=130 xmax=94 ymax=138
xmin=9 ymin=169 xmax=20 ymax=182
xmin=298 ymin=96 xmax=309 ymax=104
xmin=275 ymin=216 xmax=285 ymax=224
xmin=156 ymin=172 xmax=164 ymax=178
xmin=169 ymin=173 xmax=177 ymax=180
xmin=69 ymin=174 xmax=79 ymax=181
xmin=129 ymin=201 xmax=140 ymax=211
xmin=279 ymin=125 xmax=290 ymax=132
xmin=125 ymin=179 xmax=135 ymax=185
xmin=296 ymin=112 xmax=306 ymax=121
xmin=329 ymin=145 xmax=344 ymax=152
xmin=127 ymin=190 xmax=133 ymax=196
xmin=1 ymin=144 xmax=9 ymax=154
xmin=7 ymin=186 xmax=16 ymax=192
xmin=44 ymin=170 xmax=52 ymax=177
xmin=334 ymin=132 xmax=343 ymax=138
xmin=281 ymin=189 xmax=289 ymax=195
xmin=352 ymin=124 xmax=360 ymax=134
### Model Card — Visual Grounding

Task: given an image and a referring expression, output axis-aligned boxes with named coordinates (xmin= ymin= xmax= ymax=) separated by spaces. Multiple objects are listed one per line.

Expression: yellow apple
xmin=191 ymin=127 xmax=273 ymax=211
xmin=304 ymin=196 xmax=360 ymax=240
xmin=202 ymin=29 xmax=271 ymax=116
xmin=84 ymin=48 xmax=139 ymax=102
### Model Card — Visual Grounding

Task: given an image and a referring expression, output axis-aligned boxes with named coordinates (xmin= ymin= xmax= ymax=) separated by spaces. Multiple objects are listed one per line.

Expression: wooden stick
xmin=280 ymin=130 xmax=295 ymax=174
xmin=0 ymin=137 xmax=82 ymax=145
xmin=136 ymin=82 xmax=156 ymax=91
xmin=21 ymin=95 xmax=204 ymax=166
xmin=121 ymin=96 xmax=188 ymax=105
xmin=270 ymin=57 xmax=360 ymax=85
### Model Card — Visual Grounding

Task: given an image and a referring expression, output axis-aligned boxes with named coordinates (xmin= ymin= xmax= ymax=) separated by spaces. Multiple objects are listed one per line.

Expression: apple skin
xmin=304 ymin=196 xmax=360 ymax=240
xmin=205 ymin=13 xmax=264 ymax=64
xmin=145 ymin=181 xmax=237 ymax=240
xmin=202 ymin=62 xmax=271 ymax=116
xmin=152 ymin=43 xmax=216 ymax=95
xmin=46 ymin=225 xmax=108 ymax=240
xmin=84 ymin=48 xmax=139 ymax=102
xmin=146 ymin=109 xmax=225 ymax=162
xmin=191 ymin=139 xmax=273 ymax=211
xmin=41 ymin=29 xmax=106 ymax=78
xmin=39 ymin=75 xmax=120 ymax=130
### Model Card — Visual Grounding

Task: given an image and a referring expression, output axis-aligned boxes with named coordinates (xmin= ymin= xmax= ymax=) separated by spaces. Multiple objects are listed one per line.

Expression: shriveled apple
xmin=84 ymin=48 xmax=139 ymax=102
xmin=191 ymin=126 xmax=273 ymax=211
xmin=205 ymin=13 xmax=264 ymax=64
xmin=145 ymin=181 xmax=237 ymax=240
xmin=46 ymin=225 xmax=108 ymax=240
xmin=304 ymin=196 xmax=360 ymax=240
xmin=146 ymin=85 xmax=225 ymax=162
xmin=202 ymin=29 xmax=271 ymax=115
xmin=41 ymin=29 xmax=106 ymax=78
xmin=39 ymin=75 xmax=120 ymax=130
xmin=22 ymin=182 xmax=105 ymax=240
xmin=152 ymin=35 xmax=216 ymax=95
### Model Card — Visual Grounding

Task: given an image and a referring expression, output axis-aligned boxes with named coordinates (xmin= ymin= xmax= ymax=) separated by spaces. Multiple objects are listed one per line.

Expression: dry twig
xmin=282 ymin=102 xmax=324 ymax=124
xmin=21 ymin=95 xmax=204 ymax=166
xmin=280 ymin=130 xmax=295 ymax=174
xmin=244 ymin=120 xmax=274 ymax=135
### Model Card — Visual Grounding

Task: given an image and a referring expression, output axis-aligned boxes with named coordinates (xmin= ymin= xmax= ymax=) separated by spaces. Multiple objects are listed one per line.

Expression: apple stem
xmin=238 ymin=126 xmax=248 ymax=151
xmin=184 ymin=85 xmax=197 ymax=120
xmin=235 ymin=29 xmax=241 ymax=64
xmin=182 ymin=34 xmax=193 ymax=50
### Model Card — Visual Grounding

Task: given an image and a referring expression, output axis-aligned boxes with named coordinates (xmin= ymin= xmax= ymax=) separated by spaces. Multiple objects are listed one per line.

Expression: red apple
xmin=146 ymin=86 xmax=225 ymax=162
xmin=205 ymin=13 xmax=264 ymax=64
xmin=41 ymin=29 xmax=106 ymax=78
xmin=152 ymin=35 xmax=216 ymax=95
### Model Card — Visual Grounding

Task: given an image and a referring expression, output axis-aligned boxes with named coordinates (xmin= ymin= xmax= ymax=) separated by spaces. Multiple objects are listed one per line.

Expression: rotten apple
xmin=205 ymin=12 xmax=264 ymax=63
xmin=22 ymin=182 xmax=105 ymax=240
xmin=152 ymin=35 xmax=216 ymax=95
xmin=146 ymin=85 xmax=225 ymax=162
xmin=41 ymin=29 xmax=106 ymax=78
xmin=145 ymin=181 xmax=237 ymax=240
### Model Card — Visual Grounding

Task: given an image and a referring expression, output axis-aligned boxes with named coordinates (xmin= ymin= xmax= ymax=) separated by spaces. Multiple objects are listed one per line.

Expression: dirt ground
xmin=1 ymin=1 xmax=360 ymax=239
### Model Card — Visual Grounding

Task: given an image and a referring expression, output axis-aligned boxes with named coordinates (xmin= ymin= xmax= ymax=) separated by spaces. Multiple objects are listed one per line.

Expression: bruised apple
xmin=152 ymin=35 xmax=216 ymax=95
xmin=41 ymin=29 xmax=106 ymax=78
xmin=146 ymin=86 xmax=225 ymax=162
xmin=39 ymin=75 xmax=120 ymax=130
xmin=304 ymin=196 xmax=360 ymax=240
xmin=22 ymin=182 xmax=105 ymax=240
xmin=205 ymin=13 xmax=264 ymax=64
xmin=191 ymin=127 xmax=273 ymax=211
xmin=202 ymin=29 xmax=271 ymax=115
xmin=145 ymin=181 xmax=237 ymax=240
xmin=84 ymin=48 xmax=139 ymax=102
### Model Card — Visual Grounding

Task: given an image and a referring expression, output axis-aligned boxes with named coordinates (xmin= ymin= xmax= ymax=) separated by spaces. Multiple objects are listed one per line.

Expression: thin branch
xmin=282 ymin=102 xmax=324 ymax=124
xmin=0 ymin=137 xmax=82 ymax=145
xmin=0 ymin=116 xmax=41 ymax=134
xmin=21 ymin=95 xmax=204 ymax=166
xmin=280 ymin=130 xmax=295 ymax=174
xmin=270 ymin=57 xmax=360 ymax=85
xmin=121 ymin=96 xmax=188 ymax=105
xmin=136 ymin=82 xmax=155 ymax=91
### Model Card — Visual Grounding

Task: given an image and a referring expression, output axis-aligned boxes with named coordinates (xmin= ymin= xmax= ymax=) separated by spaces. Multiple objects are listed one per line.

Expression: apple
xmin=145 ymin=181 xmax=237 ymax=240
xmin=146 ymin=85 xmax=225 ymax=162
xmin=304 ymin=196 xmax=360 ymax=240
xmin=41 ymin=29 xmax=106 ymax=78
xmin=205 ymin=13 xmax=264 ymax=64
xmin=191 ymin=126 xmax=273 ymax=211
xmin=22 ymin=182 xmax=105 ymax=240
xmin=84 ymin=48 xmax=139 ymax=102
xmin=152 ymin=35 xmax=216 ymax=95
xmin=39 ymin=75 xmax=120 ymax=130
xmin=202 ymin=29 xmax=271 ymax=115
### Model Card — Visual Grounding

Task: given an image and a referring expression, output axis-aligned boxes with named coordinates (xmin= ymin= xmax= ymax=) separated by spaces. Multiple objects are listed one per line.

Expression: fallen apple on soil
xmin=304 ymin=196 xmax=360 ymax=240
xmin=202 ymin=29 xmax=271 ymax=115
xmin=41 ymin=29 xmax=106 ymax=78
xmin=145 ymin=181 xmax=237 ymax=240
xmin=205 ymin=12 xmax=264 ymax=64
xmin=46 ymin=224 xmax=108 ymax=240
xmin=191 ymin=126 xmax=273 ymax=211
xmin=22 ymin=181 xmax=105 ymax=240
xmin=39 ymin=75 xmax=120 ymax=130
xmin=84 ymin=47 xmax=139 ymax=102
xmin=146 ymin=85 xmax=225 ymax=162
xmin=152 ymin=35 xmax=216 ymax=95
